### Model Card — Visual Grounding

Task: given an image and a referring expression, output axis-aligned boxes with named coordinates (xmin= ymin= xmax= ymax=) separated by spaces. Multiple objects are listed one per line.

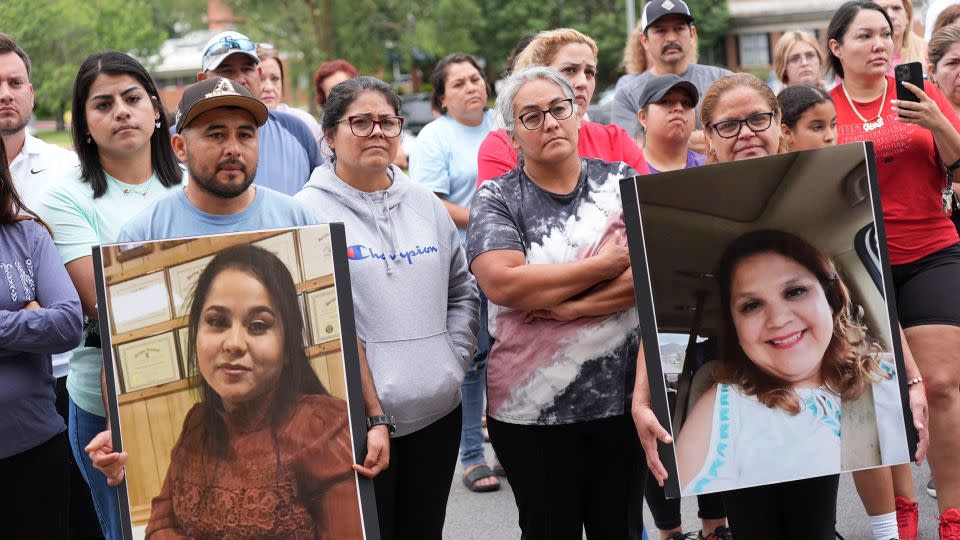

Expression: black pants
xmin=0 ymin=431 xmax=70 ymax=539
xmin=374 ymin=404 xmax=462 ymax=540
xmin=488 ymin=414 xmax=647 ymax=540
xmin=55 ymin=376 xmax=105 ymax=539
xmin=644 ymin=471 xmax=726 ymax=530
xmin=720 ymin=474 xmax=839 ymax=540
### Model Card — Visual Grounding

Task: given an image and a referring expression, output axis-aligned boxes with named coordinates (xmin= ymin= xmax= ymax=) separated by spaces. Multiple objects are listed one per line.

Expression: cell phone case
xmin=895 ymin=62 xmax=923 ymax=103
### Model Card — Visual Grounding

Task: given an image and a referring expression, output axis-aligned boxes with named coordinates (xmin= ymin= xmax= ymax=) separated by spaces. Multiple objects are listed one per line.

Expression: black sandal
xmin=462 ymin=464 xmax=501 ymax=492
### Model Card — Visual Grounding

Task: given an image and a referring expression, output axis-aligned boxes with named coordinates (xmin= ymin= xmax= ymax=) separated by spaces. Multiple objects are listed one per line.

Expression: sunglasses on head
xmin=204 ymin=37 xmax=256 ymax=58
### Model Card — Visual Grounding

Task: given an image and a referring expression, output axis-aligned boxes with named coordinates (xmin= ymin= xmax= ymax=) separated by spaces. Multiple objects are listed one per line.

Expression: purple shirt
xmin=0 ymin=219 xmax=82 ymax=458
xmin=646 ymin=150 xmax=707 ymax=174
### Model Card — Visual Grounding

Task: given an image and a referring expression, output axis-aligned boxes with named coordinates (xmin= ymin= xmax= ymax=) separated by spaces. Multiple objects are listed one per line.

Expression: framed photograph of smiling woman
xmin=93 ymin=224 xmax=378 ymax=540
xmin=621 ymin=142 xmax=915 ymax=498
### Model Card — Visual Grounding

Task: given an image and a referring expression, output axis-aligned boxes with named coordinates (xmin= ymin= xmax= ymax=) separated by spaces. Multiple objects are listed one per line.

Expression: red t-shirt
xmin=476 ymin=121 xmax=649 ymax=185
xmin=832 ymin=76 xmax=960 ymax=265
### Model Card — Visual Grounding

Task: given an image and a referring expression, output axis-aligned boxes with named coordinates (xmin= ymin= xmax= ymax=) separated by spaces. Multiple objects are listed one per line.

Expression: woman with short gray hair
xmin=466 ymin=65 xmax=648 ymax=537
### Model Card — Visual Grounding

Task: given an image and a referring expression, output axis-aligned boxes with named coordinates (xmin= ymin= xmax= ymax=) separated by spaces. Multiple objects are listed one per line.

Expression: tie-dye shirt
xmin=466 ymin=158 xmax=641 ymax=425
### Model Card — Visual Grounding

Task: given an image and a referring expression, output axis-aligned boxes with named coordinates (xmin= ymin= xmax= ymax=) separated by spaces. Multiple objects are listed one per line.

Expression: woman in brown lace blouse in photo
xmin=146 ymin=244 xmax=362 ymax=540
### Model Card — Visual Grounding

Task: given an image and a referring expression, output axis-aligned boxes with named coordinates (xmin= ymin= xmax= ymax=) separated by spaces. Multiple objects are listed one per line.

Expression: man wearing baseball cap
xmin=195 ymin=30 xmax=323 ymax=195
xmin=119 ymin=76 xmax=319 ymax=241
xmin=636 ymin=74 xmax=706 ymax=173
xmin=611 ymin=0 xmax=731 ymax=141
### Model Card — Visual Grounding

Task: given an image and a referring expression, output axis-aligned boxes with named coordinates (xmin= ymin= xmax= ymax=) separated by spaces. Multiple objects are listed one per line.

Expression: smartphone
xmin=895 ymin=62 xmax=924 ymax=103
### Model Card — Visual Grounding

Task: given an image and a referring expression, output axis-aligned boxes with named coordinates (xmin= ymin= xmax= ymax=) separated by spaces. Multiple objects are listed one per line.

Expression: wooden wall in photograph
xmin=106 ymin=229 xmax=349 ymax=526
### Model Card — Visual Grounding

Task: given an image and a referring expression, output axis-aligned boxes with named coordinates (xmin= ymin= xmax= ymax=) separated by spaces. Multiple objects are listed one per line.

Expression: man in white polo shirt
xmin=0 ymin=33 xmax=77 ymax=210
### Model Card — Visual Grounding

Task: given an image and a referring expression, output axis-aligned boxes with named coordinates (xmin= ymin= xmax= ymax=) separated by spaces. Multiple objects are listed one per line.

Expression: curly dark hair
xmin=714 ymin=229 xmax=886 ymax=414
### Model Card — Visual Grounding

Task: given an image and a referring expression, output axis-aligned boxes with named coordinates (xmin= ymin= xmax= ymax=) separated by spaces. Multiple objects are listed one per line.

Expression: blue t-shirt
xmin=172 ymin=109 xmax=323 ymax=196
xmin=409 ymin=110 xmax=496 ymax=246
xmin=118 ymin=185 xmax=320 ymax=243
xmin=646 ymin=150 xmax=707 ymax=174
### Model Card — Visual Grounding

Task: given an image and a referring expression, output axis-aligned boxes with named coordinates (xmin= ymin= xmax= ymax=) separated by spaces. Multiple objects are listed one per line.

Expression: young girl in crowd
xmin=36 ymin=51 xmax=183 ymax=540
xmin=295 ymin=76 xmax=479 ymax=540
xmin=477 ymin=27 xmax=648 ymax=183
xmin=0 ymin=135 xmax=83 ymax=540
xmin=146 ymin=245 xmax=361 ymax=539
xmin=828 ymin=2 xmax=960 ymax=537
xmin=777 ymin=84 xmax=838 ymax=150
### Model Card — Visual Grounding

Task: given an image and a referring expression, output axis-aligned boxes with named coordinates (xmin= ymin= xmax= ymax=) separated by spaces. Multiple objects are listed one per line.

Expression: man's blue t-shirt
xmin=259 ymin=109 xmax=324 ymax=195
xmin=118 ymin=185 xmax=320 ymax=243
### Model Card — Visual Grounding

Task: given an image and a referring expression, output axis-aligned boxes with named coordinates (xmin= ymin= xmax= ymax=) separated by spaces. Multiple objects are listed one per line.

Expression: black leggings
xmin=373 ymin=405 xmax=462 ymax=540
xmin=0 ymin=431 xmax=70 ymax=540
xmin=489 ymin=414 xmax=647 ymax=540
xmin=644 ymin=471 xmax=725 ymax=531
xmin=720 ymin=474 xmax=839 ymax=540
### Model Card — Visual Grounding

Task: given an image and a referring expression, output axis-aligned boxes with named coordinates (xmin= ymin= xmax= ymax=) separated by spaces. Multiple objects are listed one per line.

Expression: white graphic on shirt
xmin=1 ymin=263 xmax=16 ymax=302
xmin=17 ymin=259 xmax=35 ymax=301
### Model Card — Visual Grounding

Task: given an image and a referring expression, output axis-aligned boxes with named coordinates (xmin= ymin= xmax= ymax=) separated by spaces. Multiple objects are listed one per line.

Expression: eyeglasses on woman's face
xmin=709 ymin=111 xmax=775 ymax=138
xmin=338 ymin=115 xmax=404 ymax=138
xmin=517 ymin=98 xmax=575 ymax=130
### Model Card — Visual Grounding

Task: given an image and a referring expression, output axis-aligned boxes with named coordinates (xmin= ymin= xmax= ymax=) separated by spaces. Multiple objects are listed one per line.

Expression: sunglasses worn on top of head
xmin=204 ymin=37 xmax=256 ymax=58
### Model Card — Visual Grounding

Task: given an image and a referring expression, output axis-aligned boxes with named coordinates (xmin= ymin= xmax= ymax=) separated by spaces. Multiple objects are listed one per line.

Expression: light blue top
xmin=409 ymin=110 xmax=496 ymax=246
xmin=253 ymin=109 xmax=324 ymax=195
xmin=36 ymin=167 xmax=179 ymax=416
xmin=117 ymin=185 xmax=320 ymax=243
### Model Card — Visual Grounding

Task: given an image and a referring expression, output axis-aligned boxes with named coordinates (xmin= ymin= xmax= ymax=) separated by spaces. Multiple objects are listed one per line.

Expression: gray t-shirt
xmin=612 ymin=63 xmax=733 ymax=138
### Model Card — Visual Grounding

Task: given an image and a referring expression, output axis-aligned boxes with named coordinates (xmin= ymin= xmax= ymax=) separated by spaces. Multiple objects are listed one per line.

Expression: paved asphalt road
xmin=443 ymin=442 xmax=940 ymax=539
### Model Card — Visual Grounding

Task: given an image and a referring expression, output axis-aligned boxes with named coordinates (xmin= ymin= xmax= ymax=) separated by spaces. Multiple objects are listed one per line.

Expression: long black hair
xmin=71 ymin=51 xmax=181 ymax=198
xmin=185 ymin=243 xmax=327 ymax=457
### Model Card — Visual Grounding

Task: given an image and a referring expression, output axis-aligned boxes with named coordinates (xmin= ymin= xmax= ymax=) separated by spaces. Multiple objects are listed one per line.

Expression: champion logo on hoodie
xmin=347 ymin=244 xmax=439 ymax=265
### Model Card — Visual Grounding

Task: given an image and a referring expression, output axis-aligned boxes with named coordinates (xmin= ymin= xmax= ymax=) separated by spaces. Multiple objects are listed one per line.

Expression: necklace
xmin=840 ymin=78 xmax=887 ymax=132
xmin=117 ymin=174 xmax=155 ymax=197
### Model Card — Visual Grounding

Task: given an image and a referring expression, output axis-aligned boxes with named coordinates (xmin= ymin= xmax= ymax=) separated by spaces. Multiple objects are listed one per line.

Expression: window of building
xmin=738 ymin=32 xmax=771 ymax=67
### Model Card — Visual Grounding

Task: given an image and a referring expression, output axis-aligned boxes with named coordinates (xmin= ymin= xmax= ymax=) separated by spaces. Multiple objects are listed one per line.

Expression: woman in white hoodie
xmin=295 ymin=76 xmax=479 ymax=540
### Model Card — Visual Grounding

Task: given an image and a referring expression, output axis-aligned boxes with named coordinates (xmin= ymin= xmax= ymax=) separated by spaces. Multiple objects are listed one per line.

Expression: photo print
xmin=92 ymin=224 xmax=378 ymax=539
xmin=621 ymin=142 xmax=916 ymax=498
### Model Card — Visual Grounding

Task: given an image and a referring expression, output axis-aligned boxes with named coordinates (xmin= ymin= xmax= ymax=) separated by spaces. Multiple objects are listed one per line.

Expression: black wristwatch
xmin=366 ymin=415 xmax=397 ymax=435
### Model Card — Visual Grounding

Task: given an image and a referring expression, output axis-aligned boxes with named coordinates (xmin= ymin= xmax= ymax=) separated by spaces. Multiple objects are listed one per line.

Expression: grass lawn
xmin=34 ymin=129 xmax=74 ymax=150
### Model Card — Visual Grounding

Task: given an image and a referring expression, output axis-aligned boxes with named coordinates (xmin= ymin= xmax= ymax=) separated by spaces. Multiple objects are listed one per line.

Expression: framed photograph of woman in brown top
xmin=93 ymin=225 xmax=378 ymax=540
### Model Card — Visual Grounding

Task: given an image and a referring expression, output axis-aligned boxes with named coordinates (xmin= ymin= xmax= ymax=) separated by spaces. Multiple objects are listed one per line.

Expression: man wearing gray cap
xmin=196 ymin=31 xmax=323 ymax=195
xmin=611 ymin=0 xmax=731 ymax=141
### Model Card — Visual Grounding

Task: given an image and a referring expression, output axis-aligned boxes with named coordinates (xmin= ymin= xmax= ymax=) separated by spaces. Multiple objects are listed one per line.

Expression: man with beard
xmin=0 ymin=33 xmax=77 ymax=208
xmin=610 ymin=0 xmax=731 ymax=141
xmin=194 ymin=31 xmax=322 ymax=195
xmin=118 ymin=76 xmax=319 ymax=241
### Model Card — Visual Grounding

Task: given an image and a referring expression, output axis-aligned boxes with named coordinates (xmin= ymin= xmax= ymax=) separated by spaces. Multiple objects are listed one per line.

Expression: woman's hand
xmin=354 ymin=425 xmax=390 ymax=478
xmin=892 ymin=82 xmax=949 ymax=132
xmin=594 ymin=230 xmax=630 ymax=280
xmin=22 ymin=300 xmax=40 ymax=311
xmin=524 ymin=301 xmax=580 ymax=323
xmin=908 ymin=382 xmax=929 ymax=465
xmin=85 ymin=430 xmax=127 ymax=486
xmin=631 ymin=397 xmax=672 ymax=487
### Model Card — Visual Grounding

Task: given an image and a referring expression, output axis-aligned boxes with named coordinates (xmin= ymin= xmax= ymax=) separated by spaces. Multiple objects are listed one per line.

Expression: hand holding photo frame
xmin=621 ymin=143 xmax=916 ymax=497
xmin=93 ymin=224 xmax=379 ymax=539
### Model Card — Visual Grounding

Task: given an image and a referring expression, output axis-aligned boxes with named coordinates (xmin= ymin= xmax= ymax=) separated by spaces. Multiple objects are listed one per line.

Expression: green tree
xmin=1 ymin=0 xmax=170 ymax=129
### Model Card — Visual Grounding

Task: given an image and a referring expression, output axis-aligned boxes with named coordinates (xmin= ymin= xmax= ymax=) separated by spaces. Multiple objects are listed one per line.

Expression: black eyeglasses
xmin=709 ymin=112 xmax=775 ymax=139
xmin=517 ymin=98 xmax=574 ymax=130
xmin=204 ymin=37 xmax=256 ymax=58
xmin=339 ymin=115 xmax=404 ymax=138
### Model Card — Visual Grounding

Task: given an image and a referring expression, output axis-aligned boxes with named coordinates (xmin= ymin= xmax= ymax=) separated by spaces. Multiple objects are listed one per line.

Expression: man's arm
xmin=524 ymin=265 xmax=635 ymax=322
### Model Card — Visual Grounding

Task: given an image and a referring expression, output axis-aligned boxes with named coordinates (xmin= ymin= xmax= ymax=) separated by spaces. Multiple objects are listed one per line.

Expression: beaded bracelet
xmin=907 ymin=376 xmax=924 ymax=386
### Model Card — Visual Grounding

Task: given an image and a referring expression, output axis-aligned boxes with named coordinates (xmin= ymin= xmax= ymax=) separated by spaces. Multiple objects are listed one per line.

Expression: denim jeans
xmin=68 ymin=397 xmax=123 ymax=540
xmin=459 ymin=292 xmax=491 ymax=468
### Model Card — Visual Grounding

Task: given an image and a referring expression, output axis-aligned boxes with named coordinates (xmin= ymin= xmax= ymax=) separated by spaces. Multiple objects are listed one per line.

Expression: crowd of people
xmin=3 ymin=0 xmax=960 ymax=538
